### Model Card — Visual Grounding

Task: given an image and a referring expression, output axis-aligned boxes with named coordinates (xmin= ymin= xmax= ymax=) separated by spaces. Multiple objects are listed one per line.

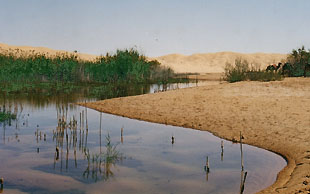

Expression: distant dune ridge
xmin=0 ymin=43 xmax=287 ymax=73
xmin=153 ymin=52 xmax=288 ymax=73
xmin=0 ymin=43 xmax=98 ymax=61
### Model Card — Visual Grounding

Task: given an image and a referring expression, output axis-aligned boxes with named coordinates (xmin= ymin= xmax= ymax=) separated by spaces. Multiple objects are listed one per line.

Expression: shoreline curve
xmin=79 ymin=77 xmax=310 ymax=194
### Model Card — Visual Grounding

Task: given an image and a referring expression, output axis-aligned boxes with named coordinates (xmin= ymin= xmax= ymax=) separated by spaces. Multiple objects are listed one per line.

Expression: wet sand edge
xmin=78 ymin=78 xmax=310 ymax=194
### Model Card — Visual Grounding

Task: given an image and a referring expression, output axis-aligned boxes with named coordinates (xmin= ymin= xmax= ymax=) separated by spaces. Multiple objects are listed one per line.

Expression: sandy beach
xmin=80 ymin=77 xmax=310 ymax=194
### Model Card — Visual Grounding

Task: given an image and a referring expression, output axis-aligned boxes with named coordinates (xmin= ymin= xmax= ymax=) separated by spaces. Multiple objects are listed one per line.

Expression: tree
xmin=286 ymin=46 xmax=310 ymax=77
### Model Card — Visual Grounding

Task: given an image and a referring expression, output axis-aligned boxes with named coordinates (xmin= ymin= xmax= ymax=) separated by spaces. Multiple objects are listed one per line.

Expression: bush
xmin=224 ymin=58 xmax=247 ymax=82
xmin=247 ymin=71 xmax=282 ymax=81
xmin=224 ymin=58 xmax=282 ymax=82
xmin=285 ymin=46 xmax=310 ymax=77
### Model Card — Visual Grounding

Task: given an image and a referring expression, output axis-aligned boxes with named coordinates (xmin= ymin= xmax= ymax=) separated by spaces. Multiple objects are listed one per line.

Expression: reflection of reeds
xmin=1 ymin=102 xmax=25 ymax=144
xmin=221 ymin=140 xmax=224 ymax=161
xmin=204 ymin=156 xmax=210 ymax=181
xmin=52 ymin=105 xmax=123 ymax=181
xmin=120 ymin=126 xmax=123 ymax=144
xmin=205 ymin=156 xmax=210 ymax=173
xmin=239 ymin=131 xmax=247 ymax=194
xmin=240 ymin=171 xmax=248 ymax=194
xmin=99 ymin=113 xmax=102 ymax=153
xmin=240 ymin=132 xmax=244 ymax=171
xmin=83 ymin=133 xmax=123 ymax=182
xmin=53 ymin=105 xmax=88 ymax=171
xmin=0 ymin=177 xmax=3 ymax=193
xmin=0 ymin=104 xmax=17 ymax=123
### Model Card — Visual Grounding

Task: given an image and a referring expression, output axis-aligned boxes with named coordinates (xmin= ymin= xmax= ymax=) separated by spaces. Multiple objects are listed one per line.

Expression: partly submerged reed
xmin=0 ymin=105 xmax=16 ymax=122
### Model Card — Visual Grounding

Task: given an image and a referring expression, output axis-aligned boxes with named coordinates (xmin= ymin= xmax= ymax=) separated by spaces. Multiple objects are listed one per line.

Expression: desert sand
xmin=80 ymin=78 xmax=310 ymax=194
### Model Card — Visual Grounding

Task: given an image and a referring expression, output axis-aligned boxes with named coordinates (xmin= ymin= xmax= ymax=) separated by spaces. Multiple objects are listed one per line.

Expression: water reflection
xmin=120 ymin=125 xmax=124 ymax=144
xmin=221 ymin=140 xmax=224 ymax=161
xmin=204 ymin=156 xmax=210 ymax=181
xmin=1 ymin=103 xmax=27 ymax=145
xmin=0 ymin=84 xmax=286 ymax=194
xmin=239 ymin=132 xmax=248 ymax=194
xmin=52 ymin=104 xmax=88 ymax=172
xmin=201 ymin=134 xmax=248 ymax=193
xmin=50 ymin=105 xmax=123 ymax=182
xmin=0 ymin=81 xmax=204 ymax=109
xmin=0 ymin=178 xmax=3 ymax=193
xmin=83 ymin=134 xmax=123 ymax=182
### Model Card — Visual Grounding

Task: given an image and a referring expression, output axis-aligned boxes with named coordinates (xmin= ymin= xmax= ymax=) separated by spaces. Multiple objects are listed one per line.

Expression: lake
xmin=0 ymin=82 xmax=286 ymax=194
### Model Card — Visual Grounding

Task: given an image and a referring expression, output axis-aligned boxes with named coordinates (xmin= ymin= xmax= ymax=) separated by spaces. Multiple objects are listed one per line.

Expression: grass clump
xmin=224 ymin=58 xmax=282 ymax=83
xmin=83 ymin=133 xmax=122 ymax=181
xmin=0 ymin=106 xmax=16 ymax=122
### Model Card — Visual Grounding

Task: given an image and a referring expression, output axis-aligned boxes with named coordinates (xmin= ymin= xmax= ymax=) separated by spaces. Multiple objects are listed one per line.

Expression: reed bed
xmin=0 ymin=48 xmax=180 ymax=84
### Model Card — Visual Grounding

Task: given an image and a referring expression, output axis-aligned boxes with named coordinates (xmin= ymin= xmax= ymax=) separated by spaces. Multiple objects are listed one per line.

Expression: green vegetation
xmin=0 ymin=48 xmax=189 ymax=99
xmin=224 ymin=58 xmax=282 ymax=83
xmin=0 ymin=48 xmax=179 ymax=84
xmin=285 ymin=46 xmax=310 ymax=77
xmin=83 ymin=133 xmax=122 ymax=181
xmin=0 ymin=105 xmax=16 ymax=122
xmin=224 ymin=46 xmax=310 ymax=82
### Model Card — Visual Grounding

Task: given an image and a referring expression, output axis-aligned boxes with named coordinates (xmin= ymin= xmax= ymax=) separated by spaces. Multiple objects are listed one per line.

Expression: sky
xmin=0 ymin=0 xmax=309 ymax=57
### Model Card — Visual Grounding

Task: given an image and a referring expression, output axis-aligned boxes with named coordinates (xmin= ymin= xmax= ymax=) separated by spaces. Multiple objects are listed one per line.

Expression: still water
xmin=0 ymin=82 xmax=286 ymax=194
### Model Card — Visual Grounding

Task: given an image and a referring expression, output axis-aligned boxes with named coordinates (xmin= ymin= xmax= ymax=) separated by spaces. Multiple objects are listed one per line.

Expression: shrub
xmin=286 ymin=46 xmax=310 ymax=77
xmin=224 ymin=58 xmax=283 ymax=82
xmin=224 ymin=58 xmax=249 ymax=82
xmin=247 ymin=70 xmax=282 ymax=82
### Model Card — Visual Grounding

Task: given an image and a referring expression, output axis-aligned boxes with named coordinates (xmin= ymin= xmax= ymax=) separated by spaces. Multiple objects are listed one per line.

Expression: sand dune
xmin=153 ymin=52 xmax=288 ymax=73
xmin=0 ymin=43 xmax=98 ymax=61
xmin=0 ymin=42 xmax=287 ymax=74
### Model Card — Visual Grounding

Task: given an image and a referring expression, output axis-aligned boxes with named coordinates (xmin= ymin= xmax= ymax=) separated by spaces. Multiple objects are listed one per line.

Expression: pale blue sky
xmin=0 ymin=0 xmax=309 ymax=56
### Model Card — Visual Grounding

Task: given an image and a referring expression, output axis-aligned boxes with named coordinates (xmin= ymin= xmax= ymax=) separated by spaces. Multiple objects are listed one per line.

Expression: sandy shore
xmin=80 ymin=77 xmax=310 ymax=194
